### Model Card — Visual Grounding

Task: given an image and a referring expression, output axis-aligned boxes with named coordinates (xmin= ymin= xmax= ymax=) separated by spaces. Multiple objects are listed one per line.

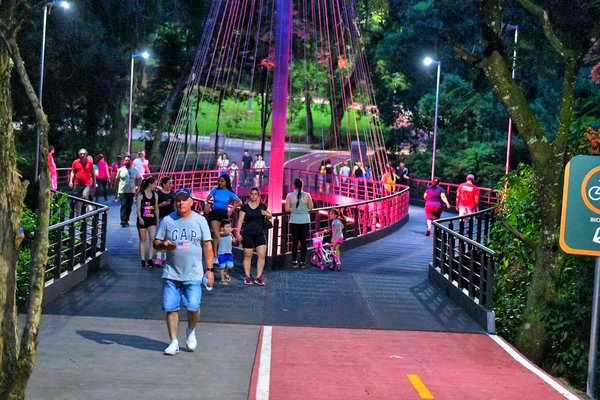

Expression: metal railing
xmin=268 ymin=187 xmax=410 ymax=259
xmin=45 ymin=193 xmax=109 ymax=285
xmin=430 ymin=207 xmax=497 ymax=330
xmin=187 ymin=184 xmax=410 ymax=262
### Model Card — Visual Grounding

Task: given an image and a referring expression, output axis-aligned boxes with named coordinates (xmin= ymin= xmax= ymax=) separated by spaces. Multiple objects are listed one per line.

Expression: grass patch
xmin=191 ymin=97 xmax=375 ymax=139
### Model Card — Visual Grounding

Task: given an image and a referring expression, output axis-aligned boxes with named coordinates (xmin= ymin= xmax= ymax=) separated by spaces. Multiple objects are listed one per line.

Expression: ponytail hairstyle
xmin=330 ymin=208 xmax=345 ymax=224
xmin=139 ymin=176 xmax=156 ymax=194
xmin=293 ymin=178 xmax=303 ymax=208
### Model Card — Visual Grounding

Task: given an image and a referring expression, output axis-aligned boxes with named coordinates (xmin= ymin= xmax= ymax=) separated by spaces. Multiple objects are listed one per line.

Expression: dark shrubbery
xmin=17 ymin=193 xmax=71 ymax=311
xmin=491 ymin=164 xmax=594 ymax=391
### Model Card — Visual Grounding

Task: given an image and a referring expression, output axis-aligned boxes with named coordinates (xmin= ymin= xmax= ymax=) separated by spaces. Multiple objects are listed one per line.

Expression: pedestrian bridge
xmin=25 ymin=192 xmax=580 ymax=399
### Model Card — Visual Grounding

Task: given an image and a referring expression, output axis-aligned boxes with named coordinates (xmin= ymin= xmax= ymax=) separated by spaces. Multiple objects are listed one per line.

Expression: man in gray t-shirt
xmin=154 ymin=188 xmax=214 ymax=355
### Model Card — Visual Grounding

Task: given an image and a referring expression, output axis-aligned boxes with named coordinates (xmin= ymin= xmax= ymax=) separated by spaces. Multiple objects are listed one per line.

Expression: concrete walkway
xmin=26 ymin=202 xmax=579 ymax=399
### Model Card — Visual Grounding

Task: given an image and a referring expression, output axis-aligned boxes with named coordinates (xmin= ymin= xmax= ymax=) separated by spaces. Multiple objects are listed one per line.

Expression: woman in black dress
xmin=154 ymin=176 xmax=175 ymax=266
xmin=236 ymin=187 xmax=272 ymax=286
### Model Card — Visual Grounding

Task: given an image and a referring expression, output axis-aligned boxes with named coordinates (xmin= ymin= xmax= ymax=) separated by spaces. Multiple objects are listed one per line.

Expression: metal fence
xmin=430 ymin=207 xmax=497 ymax=332
xmin=187 ymin=179 xmax=410 ymax=264
xmin=45 ymin=193 xmax=109 ymax=284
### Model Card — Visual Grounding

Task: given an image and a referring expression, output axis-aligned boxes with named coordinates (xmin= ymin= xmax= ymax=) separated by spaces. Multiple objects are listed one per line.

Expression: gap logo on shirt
xmin=171 ymin=228 xmax=203 ymax=248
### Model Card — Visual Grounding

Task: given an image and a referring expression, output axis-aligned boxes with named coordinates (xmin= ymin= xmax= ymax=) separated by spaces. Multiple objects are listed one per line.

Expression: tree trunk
xmin=84 ymin=96 xmax=99 ymax=137
xmin=0 ymin=32 xmax=23 ymax=399
xmin=326 ymin=67 xmax=355 ymax=149
xmin=109 ymin=101 xmax=127 ymax=160
xmin=0 ymin=30 xmax=51 ymax=399
xmin=214 ymin=87 xmax=225 ymax=160
xmin=466 ymin=0 xmax=584 ymax=364
xmin=305 ymin=89 xmax=314 ymax=142
xmin=149 ymin=66 xmax=190 ymax=165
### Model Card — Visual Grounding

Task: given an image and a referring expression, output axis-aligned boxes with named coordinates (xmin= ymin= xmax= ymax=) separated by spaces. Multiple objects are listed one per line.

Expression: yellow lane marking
xmin=407 ymin=374 xmax=434 ymax=399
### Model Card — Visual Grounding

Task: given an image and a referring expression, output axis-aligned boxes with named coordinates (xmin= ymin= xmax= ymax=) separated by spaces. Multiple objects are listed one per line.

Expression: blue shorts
xmin=218 ymin=253 xmax=234 ymax=269
xmin=162 ymin=279 xmax=202 ymax=312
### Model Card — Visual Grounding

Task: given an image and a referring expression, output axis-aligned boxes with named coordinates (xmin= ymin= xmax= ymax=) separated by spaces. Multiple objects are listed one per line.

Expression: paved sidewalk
xmin=28 ymin=316 xmax=259 ymax=400
xmin=30 ymin=202 xmax=577 ymax=400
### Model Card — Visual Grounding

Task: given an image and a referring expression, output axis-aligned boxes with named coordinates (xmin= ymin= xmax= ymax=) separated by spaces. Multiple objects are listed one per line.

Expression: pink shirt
xmin=97 ymin=159 xmax=109 ymax=179
xmin=48 ymin=153 xmax=57 ymax=176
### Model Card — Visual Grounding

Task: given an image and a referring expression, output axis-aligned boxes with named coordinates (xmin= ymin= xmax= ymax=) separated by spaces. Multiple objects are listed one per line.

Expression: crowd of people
xmin=56 ymin=147 xmax=482 ymax=355
xmin=57 ymin=148 xmax=151 ymax=205
xmin=151 ymin=175 xmax=350 ymax=355
xmin=217 ymin=150 xmax=267 ymax=188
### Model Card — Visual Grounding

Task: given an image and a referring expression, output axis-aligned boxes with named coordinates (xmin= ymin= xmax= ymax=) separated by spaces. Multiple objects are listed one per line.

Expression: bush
xmin=490 ymin=165 xmax=541 ymax=340
xmin=17 ymin=193 xmax=72 ymax=311
xmin=490 ymin=164 xmax=594 ymax=391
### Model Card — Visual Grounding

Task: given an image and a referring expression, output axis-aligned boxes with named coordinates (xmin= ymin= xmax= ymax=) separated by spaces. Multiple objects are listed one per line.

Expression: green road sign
xmin=560 ymin=155 xmax=600 ymax=256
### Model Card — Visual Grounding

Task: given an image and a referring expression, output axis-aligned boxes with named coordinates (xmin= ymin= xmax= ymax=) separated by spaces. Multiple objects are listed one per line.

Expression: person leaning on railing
xmin=285 ymin=178 xmax=314 ymax=268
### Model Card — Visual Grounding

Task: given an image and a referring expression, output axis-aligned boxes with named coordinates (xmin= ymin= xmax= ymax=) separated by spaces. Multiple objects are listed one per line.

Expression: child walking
xmin=218 ymin=219 xmax=236 ymax=284
xmin=329 ymin=208 xmax=344 ymax=270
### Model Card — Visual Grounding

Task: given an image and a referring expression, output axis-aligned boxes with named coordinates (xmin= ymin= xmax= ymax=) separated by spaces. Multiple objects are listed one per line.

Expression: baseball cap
xmin=174 ymin=188 xmax=192 ymax=199
xmin=467 ymin=174 xmax=475 ymax=181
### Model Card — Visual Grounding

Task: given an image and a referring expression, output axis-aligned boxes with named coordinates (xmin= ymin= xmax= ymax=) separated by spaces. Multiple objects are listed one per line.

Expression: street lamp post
xmin=423 ymin=57 xmax=441 ymax=181
xmin=127 ymin=51 xmax=149 ymax=155
xmin=504 ymin=24 xmax=518 ymax=176
xmin=35 ymin=0 xmax=70 ymax=181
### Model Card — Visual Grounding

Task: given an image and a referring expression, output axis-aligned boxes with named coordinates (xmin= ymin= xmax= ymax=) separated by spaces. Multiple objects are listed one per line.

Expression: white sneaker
xmin=186 ymin=328 xmax=197 ymax=352
xmin=164 ymin=340 xmax=179 ymax=355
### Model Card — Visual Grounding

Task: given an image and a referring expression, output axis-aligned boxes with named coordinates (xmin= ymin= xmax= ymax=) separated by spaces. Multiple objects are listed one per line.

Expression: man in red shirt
xmin=456 ymin=174 xmax=480 ymax=216
xmin=69 ymin=148 xmax=96 ymax=200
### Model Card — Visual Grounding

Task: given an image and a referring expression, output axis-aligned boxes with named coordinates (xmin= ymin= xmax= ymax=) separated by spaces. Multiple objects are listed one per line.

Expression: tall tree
xmin=453 ymin=0 xmax=600 ymax=362
xmin=0 ymin=1 xmax=51 ymax=398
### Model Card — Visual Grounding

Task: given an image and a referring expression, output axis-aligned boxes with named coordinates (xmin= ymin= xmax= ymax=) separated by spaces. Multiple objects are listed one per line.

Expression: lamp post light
xmin=503 ymin=24 xmax=518 ymax=176
xmin=127 ymin=51 xmax=149 ymax=155
xmin=35 ymin=0 xmax=70 ymax=182
xmin=423 ymin=56 xmax=441 ymax=181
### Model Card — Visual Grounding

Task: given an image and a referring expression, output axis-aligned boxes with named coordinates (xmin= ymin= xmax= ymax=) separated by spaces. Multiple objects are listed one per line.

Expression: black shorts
xmin=71 ymin=185 xmax=90 ymax=198
xmin=209 ymin=210 xmax=228 ymax=223
xmin=137 ymin=216 xmax=157 ymax=229
xmin=242 ymin=232 xmax=266 ymax=249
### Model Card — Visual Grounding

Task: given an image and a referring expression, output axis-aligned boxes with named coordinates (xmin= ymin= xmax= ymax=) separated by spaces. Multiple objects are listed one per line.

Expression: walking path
xmin=26 ymin=202 xmax=581 ymax=399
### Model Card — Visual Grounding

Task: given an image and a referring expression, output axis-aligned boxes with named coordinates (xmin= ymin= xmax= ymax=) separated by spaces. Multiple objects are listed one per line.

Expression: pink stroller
xmin=309 ymin=230 xmax=341 ymax=271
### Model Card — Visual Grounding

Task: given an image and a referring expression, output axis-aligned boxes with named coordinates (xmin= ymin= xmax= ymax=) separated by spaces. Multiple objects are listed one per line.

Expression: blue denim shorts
xmin=162 ymin=279 xmax=202 ymax=312
xmin=218 ymin=253 xmax=234 ymax=269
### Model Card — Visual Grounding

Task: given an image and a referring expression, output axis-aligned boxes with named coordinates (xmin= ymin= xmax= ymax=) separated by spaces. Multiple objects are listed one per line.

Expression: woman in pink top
xmin=95 ymin=154 xmax=111 ymax=201
xmin=48 ymin=146 xmax=58 ymax=190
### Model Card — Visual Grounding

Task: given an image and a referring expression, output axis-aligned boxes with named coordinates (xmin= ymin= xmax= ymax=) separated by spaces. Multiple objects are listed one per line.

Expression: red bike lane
xmin=248 ymin=326 xmax=580 ymax=400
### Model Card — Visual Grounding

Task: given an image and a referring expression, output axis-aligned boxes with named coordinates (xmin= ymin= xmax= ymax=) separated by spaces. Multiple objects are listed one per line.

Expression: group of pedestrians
xmin=63 ymin=148 xmax=152 ymax=206
xmin=150 ymin=175 xmax=272 ymax=356
xmin=152 ymin=175 xmax=347 ymax=356
xmin=423 ymin=174 xmax=480 ymax=236
xmin=217 ymin=149 xmax=267 ymax=188
xmin=65 ymin=148 xmax=113 ymax=213
xmin=62 ymin=148 xmax=483 ymax=356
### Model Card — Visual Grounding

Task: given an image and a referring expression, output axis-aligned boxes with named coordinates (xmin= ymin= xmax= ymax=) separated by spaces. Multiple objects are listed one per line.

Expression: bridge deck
xmin=27 ymin=202 xmax=579 ymax=399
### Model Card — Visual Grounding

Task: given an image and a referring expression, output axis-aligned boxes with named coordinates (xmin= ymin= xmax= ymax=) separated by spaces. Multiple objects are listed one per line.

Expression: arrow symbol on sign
xmin=594 ymin=227 xmax=600 ymax=245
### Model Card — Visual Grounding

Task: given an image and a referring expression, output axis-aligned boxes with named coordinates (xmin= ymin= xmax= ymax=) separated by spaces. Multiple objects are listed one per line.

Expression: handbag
xmin=263 ymin=217 xmax=273 ymax=230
